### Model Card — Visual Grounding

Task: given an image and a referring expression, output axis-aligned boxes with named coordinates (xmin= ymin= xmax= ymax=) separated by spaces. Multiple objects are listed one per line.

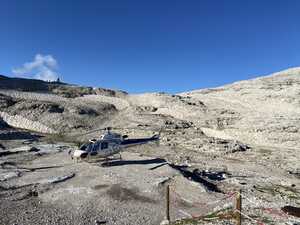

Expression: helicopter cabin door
xmin=90 ymin=141 xmax=101 ymax=156
xmin=101 ymin=142 xmax=108 ymax=150
xmin=99 ymin=141 xmax=111 ymax=156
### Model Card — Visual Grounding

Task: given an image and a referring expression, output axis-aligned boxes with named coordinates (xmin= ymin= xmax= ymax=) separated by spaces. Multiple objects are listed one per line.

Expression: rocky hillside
xmin=0 ymin=68 xmax=299 ymax=151
xmin=0 ymin=75 xmax=127 ymax=134
xmin=182 ymin=67 xmax=300 ymax=149
xmin=1 ymin=69 xmax=300 ymax=225
xmin=0 ymin=75 xmax=127 ymax=98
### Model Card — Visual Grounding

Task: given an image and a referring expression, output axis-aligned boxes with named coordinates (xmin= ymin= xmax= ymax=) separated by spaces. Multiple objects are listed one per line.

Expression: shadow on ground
xmin=106 ymin=183 xmax=158 ymax=203
xmin=0 ymin=131 xmax=43 ymax=141
xmin=101 ymin=158 xmax=166 ymax=167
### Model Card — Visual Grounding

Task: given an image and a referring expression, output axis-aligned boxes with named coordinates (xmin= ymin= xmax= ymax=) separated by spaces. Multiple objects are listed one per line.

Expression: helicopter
xmin=70 ymin=127 xmax=161 ymax=162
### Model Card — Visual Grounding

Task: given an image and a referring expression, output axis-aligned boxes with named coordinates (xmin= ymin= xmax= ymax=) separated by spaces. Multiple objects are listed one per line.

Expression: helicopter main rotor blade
xmin=67 ymin=123 xmax=192 ymax=139
xmin=68 ymin=127 xmax=108 ymax=138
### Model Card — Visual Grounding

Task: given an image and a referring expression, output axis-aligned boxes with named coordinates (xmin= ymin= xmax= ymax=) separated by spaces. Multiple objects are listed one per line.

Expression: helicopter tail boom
xmin=120 ymin=134 xmax=160 ymax=148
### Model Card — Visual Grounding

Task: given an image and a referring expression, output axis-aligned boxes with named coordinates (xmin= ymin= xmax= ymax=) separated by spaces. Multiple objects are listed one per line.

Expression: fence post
xmin=235 ymin=189 xmax=242 ymax=225
xmin=166 ymin=185 xmax=170 ymax=222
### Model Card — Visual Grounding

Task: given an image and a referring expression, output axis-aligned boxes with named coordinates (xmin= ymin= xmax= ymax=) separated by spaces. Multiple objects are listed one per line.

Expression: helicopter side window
xmin=101 ymin=142 xmax=108 ymax=149
xmin=79 ymin=144 xmax=87 ymax=151
xmin=90 ymin=143 xmax=98 ymax=155
xmin=91 ymin=143 xmax=98 ymax=152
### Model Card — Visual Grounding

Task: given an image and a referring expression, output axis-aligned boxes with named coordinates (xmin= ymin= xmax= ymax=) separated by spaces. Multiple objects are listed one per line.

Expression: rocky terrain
xmin=0 ymin=68 xmax=300 ymax=225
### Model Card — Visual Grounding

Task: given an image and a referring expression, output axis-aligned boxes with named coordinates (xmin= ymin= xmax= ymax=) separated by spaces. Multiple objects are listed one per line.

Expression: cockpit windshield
xmin=79 ymin=144 xmax=88 ymax=151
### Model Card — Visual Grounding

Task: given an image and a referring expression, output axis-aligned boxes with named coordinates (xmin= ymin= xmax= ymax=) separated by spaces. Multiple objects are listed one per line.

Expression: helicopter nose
xmin=73 ymin=150 xmax=87 ymax=158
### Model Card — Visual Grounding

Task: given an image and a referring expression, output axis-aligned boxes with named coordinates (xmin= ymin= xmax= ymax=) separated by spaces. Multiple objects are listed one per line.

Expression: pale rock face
xmin=1 ymin=67 xmax=300 ymax=148
xmin=0 ymin=111 xmax=56 ymax=134
xmin=182 ymin=67 xmax=300 ymax=149
xmin=1 ymin=68 xmax=300 ymax=225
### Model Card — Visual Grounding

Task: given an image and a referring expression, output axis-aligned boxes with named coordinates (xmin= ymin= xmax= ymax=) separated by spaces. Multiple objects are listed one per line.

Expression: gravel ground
xmin=0 ymin=138 xmax=299 ymax=225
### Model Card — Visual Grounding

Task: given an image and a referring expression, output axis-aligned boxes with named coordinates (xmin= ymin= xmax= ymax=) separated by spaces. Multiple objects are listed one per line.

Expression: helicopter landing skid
xmin=100 ymin=154 xmax=122 ymax=167
xmin=79 ymin=154 xmax=121 ymax=165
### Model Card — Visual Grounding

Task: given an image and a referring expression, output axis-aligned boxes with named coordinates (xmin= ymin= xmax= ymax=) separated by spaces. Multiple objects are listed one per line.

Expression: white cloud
xmin=12 ymin=54 xmax=59 ymax=81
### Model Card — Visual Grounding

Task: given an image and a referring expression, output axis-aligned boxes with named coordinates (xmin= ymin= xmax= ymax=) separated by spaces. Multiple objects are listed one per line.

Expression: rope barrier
xmin=178 ymin=210 xmax=192 ymax=218
xmin=191 ymin=200 xmax=234 ymax=219
xmin=239 ymin=192 xmax=293 ymax=221
xmin=234 ymin=209 xmax=265 ymax=225
xmin=239 ymin=192 xmax=260 ymax=206
xmin=169 ymin=186 xmax=236 ymax=220
xmin=169 ymin=185 xmax=296 ymax=224
xmin=170 ymin=186 xmax=236 ymax=209
xmin=262 ymin=207 xmax=289 ymax=219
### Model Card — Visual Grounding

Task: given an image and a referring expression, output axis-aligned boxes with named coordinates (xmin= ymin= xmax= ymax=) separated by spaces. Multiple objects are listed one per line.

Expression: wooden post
xmin=166 ymin=185 xmax=170 ymax=222
xmin=235 ymin=189 xmax=242 ymax=225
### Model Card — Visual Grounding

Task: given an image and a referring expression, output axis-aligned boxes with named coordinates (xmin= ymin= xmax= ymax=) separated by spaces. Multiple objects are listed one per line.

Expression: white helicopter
xmin=71 ymin=127 xmax=160 ymax=162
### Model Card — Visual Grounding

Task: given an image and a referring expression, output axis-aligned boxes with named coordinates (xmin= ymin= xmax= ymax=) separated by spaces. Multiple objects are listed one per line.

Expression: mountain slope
xmin=1 ymin=68 xmax=300 ymax=225
xmin=181 ymin=67 xmax=300 ymax=149
xmin=0 ymin=68 xmax=299 ymax=151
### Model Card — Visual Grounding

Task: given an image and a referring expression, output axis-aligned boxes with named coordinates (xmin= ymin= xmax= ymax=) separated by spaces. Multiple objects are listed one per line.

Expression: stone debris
xmin=226 ymin=140 xmax=250 ymax=153
xmin=39 ymin=173 xmax=75 ymax=184
xmin=0 ymin=171 xmax=21 ymax=181
xmin=0 ymin=146 xmax=40 ymax=157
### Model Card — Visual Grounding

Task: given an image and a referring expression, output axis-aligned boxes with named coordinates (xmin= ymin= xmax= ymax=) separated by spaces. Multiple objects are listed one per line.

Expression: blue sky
xmin=0 ymin=0 xmax=299 ymax=93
